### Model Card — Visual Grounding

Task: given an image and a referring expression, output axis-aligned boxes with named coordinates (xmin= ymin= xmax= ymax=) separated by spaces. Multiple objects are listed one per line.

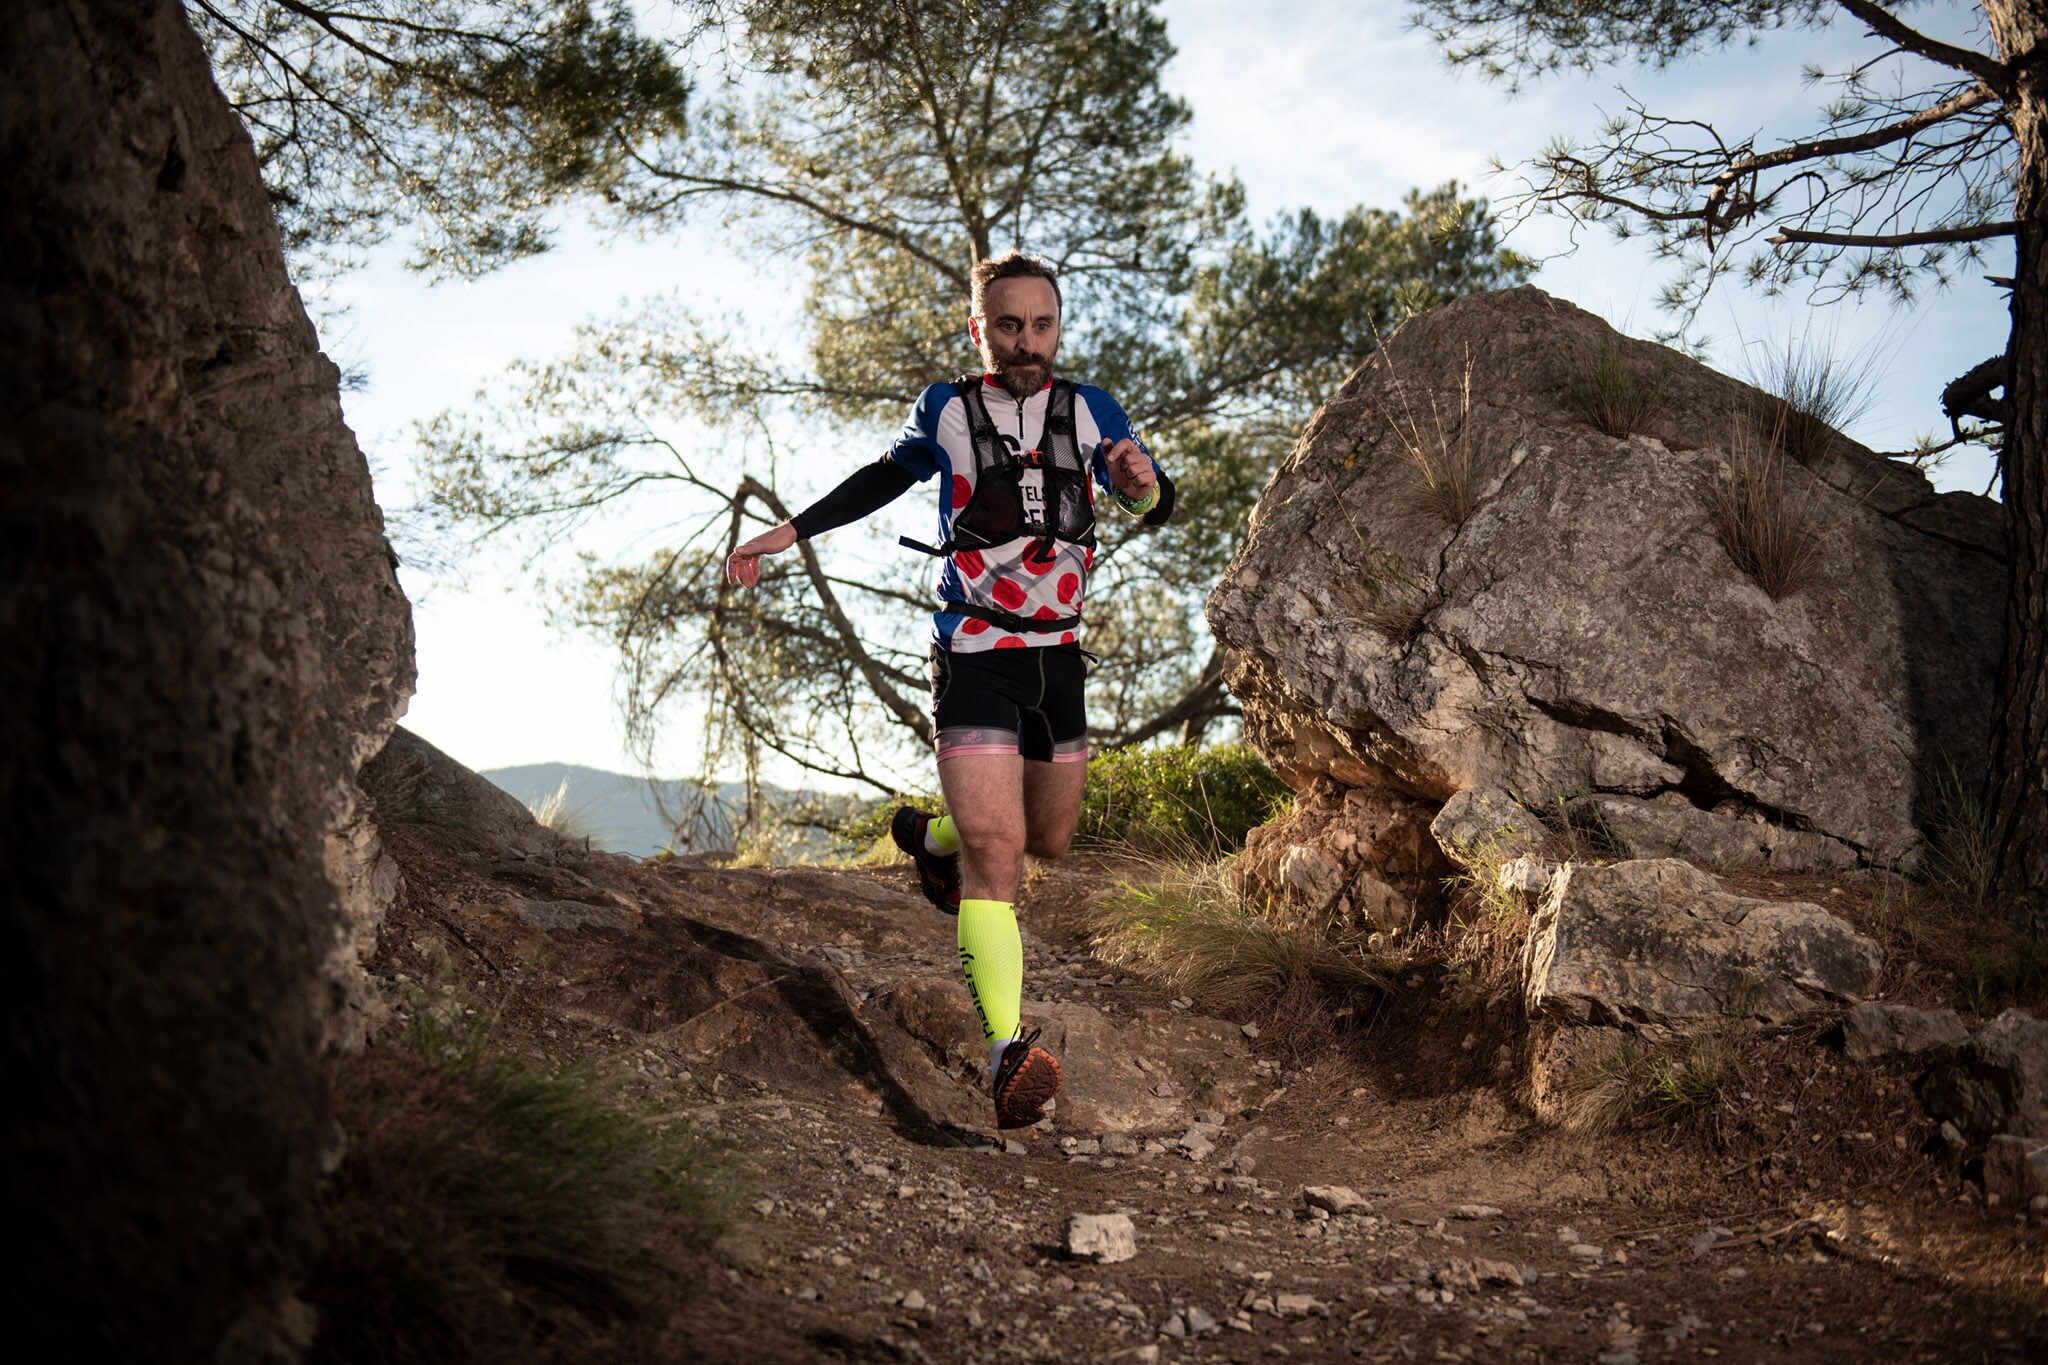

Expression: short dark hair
xmin=971 ymin=250 xmax=1062 ymax=319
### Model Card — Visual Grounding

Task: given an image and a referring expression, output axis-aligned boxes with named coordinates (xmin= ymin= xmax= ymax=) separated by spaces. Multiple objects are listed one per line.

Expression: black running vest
xmin=900 ymin=376 xmax=1098 ymax=634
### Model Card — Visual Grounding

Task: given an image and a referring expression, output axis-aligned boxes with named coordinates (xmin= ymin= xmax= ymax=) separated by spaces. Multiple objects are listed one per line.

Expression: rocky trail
xmin=357 ymin=741 xmax=2048 ymax=1364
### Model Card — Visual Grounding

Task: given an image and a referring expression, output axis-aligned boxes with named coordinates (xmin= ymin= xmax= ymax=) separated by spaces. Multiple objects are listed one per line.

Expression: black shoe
xmin=890 ymin=807 xmax=960 ymax=915
xmin=992 ymin=1027 xmax=1062 ymax=1130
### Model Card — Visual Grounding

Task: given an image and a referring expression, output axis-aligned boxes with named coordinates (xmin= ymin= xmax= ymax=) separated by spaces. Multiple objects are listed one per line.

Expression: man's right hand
xmin=725 ymin=521 xmax=798 ymax=588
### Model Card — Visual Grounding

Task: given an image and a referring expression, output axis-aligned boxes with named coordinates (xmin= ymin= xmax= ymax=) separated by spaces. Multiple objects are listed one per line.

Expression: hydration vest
xmin=900 ymin=376 xmax=1098 ymax=635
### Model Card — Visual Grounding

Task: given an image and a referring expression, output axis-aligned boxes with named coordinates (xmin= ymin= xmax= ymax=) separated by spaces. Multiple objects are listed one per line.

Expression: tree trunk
xmin=1986 ymin=0 xmax=2048 ymax=921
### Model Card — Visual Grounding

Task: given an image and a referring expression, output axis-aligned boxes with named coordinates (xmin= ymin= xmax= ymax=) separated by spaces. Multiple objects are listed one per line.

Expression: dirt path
xmin=363 ymin=816 xmax=2048 ymax=1363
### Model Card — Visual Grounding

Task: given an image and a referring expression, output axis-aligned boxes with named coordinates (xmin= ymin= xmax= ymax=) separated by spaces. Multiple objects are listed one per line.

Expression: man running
xmin=725 ymin=251 xmax=1174 ymax=1131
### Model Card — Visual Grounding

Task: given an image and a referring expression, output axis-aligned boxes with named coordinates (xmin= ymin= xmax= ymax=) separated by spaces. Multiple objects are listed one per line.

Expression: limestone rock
xmin=362 ymin=726 xmax=559 ymax=858
xmin=1236 ymin=777 xmax=1452 ymax=933
xmin=1431 ymin=787 xmax=1552 ymax=868
xmin=3 ymin=1 xmax=412 ymax=1357
xmin=1984 ymin=1135 xmax=2048 ymax=1204
xmin=1303 ymin=1185 xmax=1371 ymax=1215
xmin=1209 ymin=286 xmax=2003 ymax=867
xmin=1524 ymin=860 xmax=1883 ymax=1028
xmin=1919 ymin=1009 xmax=2048 ymax=1142
xmin=1573 ymin=793 xmax=1856 ymax=872
xmin=1837 ymin=1001 xmax=1969 ymax=1063
xmin=1066 ymin=1213 xmax=1137 ymax=1263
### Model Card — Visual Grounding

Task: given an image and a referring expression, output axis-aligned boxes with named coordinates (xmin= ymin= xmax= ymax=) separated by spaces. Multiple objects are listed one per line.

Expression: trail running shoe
xmin=890 ymin=806 xmax=960 ymax=914
xmin=992 ymin=1027 xmax=1062 ymax=1130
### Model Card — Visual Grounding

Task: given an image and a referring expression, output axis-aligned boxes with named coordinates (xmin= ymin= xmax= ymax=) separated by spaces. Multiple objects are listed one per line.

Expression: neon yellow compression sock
xmin=956 ymin=898 xmax=1021 ymax=1051
xmin=925 ymin=814 xmax=960 ymax=855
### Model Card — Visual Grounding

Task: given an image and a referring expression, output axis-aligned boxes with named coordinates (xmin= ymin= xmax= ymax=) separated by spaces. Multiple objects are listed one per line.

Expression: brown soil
xmin=337 ymin=811 xmax=2048 ymax=1364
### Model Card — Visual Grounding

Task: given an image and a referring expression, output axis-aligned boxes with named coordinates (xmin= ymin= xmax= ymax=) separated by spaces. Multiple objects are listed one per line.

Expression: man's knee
xmin=1025 ymin=829 xmax=1073 ymax=861
xmin=965 ymin=830 xmax=1026 ymax=876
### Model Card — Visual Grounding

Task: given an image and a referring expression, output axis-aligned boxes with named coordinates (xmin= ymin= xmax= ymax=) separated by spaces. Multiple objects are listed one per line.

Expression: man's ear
xmin=966 ymin=314 xmax=983 ymax=347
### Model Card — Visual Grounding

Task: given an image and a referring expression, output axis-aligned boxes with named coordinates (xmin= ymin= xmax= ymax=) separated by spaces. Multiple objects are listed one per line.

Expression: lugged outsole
xmin=995 ymin=1046 xmax=1063 ymax=1130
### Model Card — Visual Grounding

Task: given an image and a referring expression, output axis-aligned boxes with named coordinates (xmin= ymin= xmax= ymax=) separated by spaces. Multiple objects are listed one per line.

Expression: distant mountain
xmin=480 ymin=763 xmax=861 ymax=859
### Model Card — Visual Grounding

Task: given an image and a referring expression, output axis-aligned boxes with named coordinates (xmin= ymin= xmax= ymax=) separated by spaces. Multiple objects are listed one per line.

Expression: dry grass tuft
xmin=1569 ymin=334 xmax=1667 ymax=438
xmin=1090 ymin=853 xmax=1387 ymax=1051
xmin=1384 ymin=350 xmax=1485 ymax=530
xmin=526 ymin=776 xmax=591 ymax=842
xmin=1560 ymin=1028 xmax=1739 ymax=1136
xmin=1922 ymin=759 xmax=1996 ymax=913
xmin=308 ymin=1007 xmax=725 ymax=1364
xmin=1741 ymin=330 xmax=1881 ymax=467
xmin=1705 ymin=413 xmax=1834 ymax=599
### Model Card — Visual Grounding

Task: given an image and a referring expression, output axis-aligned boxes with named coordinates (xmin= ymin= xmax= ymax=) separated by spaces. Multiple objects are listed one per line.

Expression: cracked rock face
xmin=1207 ymin=286 xmax=2003 ymax=865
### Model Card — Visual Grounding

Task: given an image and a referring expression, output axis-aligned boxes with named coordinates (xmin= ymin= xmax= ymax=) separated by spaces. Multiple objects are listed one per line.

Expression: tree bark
xmin=1985 ymin=0 xmax=2048 ymax=921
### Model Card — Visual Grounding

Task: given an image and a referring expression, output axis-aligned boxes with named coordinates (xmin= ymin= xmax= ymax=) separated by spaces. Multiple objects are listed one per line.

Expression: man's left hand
xmin=1105 ymin=439 xmax=1155 ymax=499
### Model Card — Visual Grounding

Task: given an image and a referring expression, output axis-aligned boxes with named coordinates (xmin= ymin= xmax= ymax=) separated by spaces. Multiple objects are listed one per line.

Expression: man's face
xmin=971 ymin=276 xmax=1061 ymax=401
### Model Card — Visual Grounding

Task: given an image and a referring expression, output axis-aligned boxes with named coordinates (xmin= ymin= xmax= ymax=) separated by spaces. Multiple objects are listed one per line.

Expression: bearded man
xmin=726 ymin=250 xmax=1173 ymax=1130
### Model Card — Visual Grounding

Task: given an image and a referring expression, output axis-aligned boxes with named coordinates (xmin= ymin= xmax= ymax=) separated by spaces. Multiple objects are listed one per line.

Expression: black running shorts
xmin=929 ymin=642 xmax=1088 ymax=764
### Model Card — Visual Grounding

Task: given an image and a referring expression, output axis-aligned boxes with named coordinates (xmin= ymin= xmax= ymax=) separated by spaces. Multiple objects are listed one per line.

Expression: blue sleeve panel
xmin=888 ymin=382 xmax=959 ymax=482
xmin=1077 ymin=383 xmax=1160 ymax=493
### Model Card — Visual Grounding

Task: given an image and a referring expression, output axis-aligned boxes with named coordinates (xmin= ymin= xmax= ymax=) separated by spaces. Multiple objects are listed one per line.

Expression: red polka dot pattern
xmin=1033 ymin=605 xmax=1060 ymax=621
xmin=991 ymin=577 xmax=1027 ymax=611
xmin=995 ymin=635 xmax=1025 ymax=649
xmin=1022 ymin=542 xmax=1058 ymax=575
xmin=1060 ymin=632 xmax=1075 ymax=644
xmin=960 ymin=616 xmax=991 ymax=635
xmin=950 ymin=475 xmax=972 ymax=509
xmin=1056 ymin=573 xmax=1079 ymax=604
xmin=954 ymin=549 xmax=985 ymax=579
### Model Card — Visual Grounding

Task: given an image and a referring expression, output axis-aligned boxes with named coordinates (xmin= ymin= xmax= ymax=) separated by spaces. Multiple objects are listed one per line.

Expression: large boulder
xmin=1208 ymin=286 xmax=2003 ymax=869
xmin=2 ymin=2 xmax=412 ymax=1359
xmin=1523 ymin=860 xmax=1884 ymax=1029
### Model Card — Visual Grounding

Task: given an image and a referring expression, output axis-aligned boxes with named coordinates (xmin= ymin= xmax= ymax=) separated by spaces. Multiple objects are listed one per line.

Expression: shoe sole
xmin=995 ymin=1047 xmax=1062 ymax=1130
xmin=890 ymin=808 xmax=959 ymax=914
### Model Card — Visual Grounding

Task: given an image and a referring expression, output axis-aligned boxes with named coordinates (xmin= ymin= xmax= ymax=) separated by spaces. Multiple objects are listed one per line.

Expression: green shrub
xmin=1078 ymin=743 xmax=1290 ymax=856
xmin=836 ymin=743 xmax=1287 ymax=861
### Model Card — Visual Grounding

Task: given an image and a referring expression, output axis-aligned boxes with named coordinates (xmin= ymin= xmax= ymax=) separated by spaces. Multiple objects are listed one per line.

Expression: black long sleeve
xmin=791 ymin=455 xmax=918 ymax=540
xmin=1142 ymin=469 xmax=1176 ymax=526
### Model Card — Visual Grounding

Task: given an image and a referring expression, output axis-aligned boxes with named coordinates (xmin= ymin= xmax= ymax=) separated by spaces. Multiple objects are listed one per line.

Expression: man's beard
xmin=988 ymin=351 xmax=1050 ymax=400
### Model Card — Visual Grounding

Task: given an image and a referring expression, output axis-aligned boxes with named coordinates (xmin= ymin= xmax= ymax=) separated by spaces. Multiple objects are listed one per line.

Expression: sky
xmin=314 ymin=0 xmax=2008 ymax=786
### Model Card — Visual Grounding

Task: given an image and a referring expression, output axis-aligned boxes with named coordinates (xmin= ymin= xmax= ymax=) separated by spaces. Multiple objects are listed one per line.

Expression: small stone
xmin=1473 ymin=1257 xmax=1524 ymax=1287
xmin=1101 ymin=1133 xmax=1139 ymax=1156
xmin=1302 ymin=1185 xmax=1370 ymax=1216
xmin=795 ymin=1286 xmax=819 ymax=1301
xmin=1153 ymin=1081 xmax=1175 ymax=1097
xmin=1596 ymin=1353 xmax=1640 ymax=1365
xmin=751 ymin=1198 xmax=776 ymax=1216
xmin=1160 ymin=1311 xmax=1187 ymax=1337
xmin=1452 ymin=1203 xmax=1502 ymax=1220
xmin=1274 ymin=1293 xmax=1327 ymax=1317
xmin=1123 ymin=1347 xmax=1160 ymax=1365
xmin=1004 ymin=1139 xmax=1027 ymax=1155
xmin=1242 ymin=1022 xmax=1261 ymax=1039
xmin=1185 ymin=1306 xmax=1218 ymax=1333
xmin=1068 ymin=1212 xmax=1138 ymax=1263
xmin=1569 ymin=1243 xmax=1602 ymax=1259
xmin=1197 ymin=1109 xmax=1226 ymax=1126
xmin=900 ymin=1290 xmax=928 ymax=1311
